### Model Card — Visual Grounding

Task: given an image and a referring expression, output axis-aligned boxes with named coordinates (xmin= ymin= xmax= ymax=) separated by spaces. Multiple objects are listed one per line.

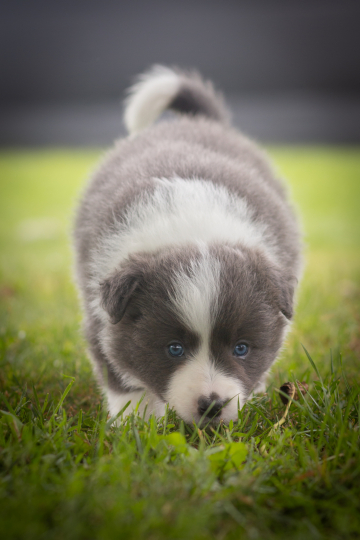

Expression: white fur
xmin=107 ymin=388 xmax=166 ymax=421
xmin=171 ymin=246 xmax=221 ymax=336
xmin=124 ymin=66 xmax=180 ymax=135
xmin=89 ymin=177 xmax=279 ymax=321
xmin=165 ymin=342 xmax=245 ymax=424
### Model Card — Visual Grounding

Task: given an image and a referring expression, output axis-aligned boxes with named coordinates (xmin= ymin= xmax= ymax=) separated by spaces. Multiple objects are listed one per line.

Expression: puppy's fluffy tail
xmin=124 ymin=65 xmax=230 ymax=135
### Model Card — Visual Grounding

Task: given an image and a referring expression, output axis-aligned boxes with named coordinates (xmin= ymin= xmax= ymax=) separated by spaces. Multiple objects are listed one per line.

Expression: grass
xmin=0 ymin=147 xmax=360 ymax=539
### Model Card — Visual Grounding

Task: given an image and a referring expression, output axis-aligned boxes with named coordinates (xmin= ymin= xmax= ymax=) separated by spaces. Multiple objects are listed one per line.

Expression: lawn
xmin=0 ymin=147 xmax=359 ymax=540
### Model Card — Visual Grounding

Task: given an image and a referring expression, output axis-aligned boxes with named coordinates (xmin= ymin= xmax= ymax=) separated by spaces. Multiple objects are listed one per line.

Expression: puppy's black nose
xmin=197 ymin=394 xmax=225 ymax=419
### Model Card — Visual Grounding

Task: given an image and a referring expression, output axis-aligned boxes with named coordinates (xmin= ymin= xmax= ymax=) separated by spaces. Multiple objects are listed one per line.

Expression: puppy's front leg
xmin=106 ymin=387 xmax=166 ymax=423
xmin=252 ymin=369 xmax=271 ymax=394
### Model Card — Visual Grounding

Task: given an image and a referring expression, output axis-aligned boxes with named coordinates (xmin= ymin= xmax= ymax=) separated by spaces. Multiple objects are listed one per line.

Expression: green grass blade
xmin=51 ymin=377 xmax=75 ymax=418
xmin=302 ymin=344 xmax=322 ymax=382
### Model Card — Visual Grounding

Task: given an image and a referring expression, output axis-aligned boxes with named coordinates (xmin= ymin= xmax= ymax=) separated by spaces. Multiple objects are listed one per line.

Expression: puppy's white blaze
xmin=171 ymin=248 xmax=220 ymax=338
xmin=165 ymin=344 xmax=245 ymax=424
xmin=124 ymin=66 xmax=180 ymax=135
xmin=106 ymin=388 xmax=166 ymax=422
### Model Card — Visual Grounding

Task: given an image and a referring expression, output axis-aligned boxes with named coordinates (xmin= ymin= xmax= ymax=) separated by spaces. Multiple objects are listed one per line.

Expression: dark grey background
xmin=1 ymin=0 xmax=360 ymax=146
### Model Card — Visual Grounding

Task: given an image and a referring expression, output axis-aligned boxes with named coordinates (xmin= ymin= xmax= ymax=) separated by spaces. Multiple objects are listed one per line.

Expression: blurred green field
xmin=0 ymin=148 xmax=360 ymax=540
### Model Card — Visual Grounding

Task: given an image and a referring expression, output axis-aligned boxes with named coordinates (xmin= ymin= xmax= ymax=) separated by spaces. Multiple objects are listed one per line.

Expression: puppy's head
xmin=100 ymin=244 xmax=294 ymax=424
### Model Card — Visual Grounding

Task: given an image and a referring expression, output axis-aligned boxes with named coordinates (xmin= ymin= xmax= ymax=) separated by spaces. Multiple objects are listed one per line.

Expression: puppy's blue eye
xmin=168 ymin=343 xmax=184 ymax=357
xmin=233 ymin=343 xmax=249 ymax=357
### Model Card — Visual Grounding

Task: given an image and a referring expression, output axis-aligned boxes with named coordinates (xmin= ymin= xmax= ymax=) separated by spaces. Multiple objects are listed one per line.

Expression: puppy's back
xmin=74 ymin=67 xmax=301 ymax=301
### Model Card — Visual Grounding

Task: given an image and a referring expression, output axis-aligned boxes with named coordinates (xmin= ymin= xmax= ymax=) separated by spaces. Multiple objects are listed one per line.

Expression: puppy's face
xmin=100 ymin=245 xmax=294 ymax=424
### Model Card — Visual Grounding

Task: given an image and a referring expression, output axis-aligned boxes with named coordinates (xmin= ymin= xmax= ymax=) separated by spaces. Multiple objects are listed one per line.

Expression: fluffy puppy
xmin=73 ymin=66 xmax=302 ymax=424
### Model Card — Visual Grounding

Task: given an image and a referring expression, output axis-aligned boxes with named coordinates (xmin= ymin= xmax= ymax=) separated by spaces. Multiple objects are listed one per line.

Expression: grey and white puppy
xmin=74 ymin=66 xmax=302 ymax=424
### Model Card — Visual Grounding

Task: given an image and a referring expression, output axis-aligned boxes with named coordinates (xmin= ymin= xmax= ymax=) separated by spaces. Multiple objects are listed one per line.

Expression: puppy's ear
xmin=100 ymin=265 xmax=143 ymax=324
xmin=277 ymin=277 xmax=295 ymax=320
xmin=269 ymin=267 xmax=296 ymax=320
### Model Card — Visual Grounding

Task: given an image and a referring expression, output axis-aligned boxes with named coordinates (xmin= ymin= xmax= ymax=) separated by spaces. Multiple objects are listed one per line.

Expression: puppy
xmin=73 ymin=66 xmax=302 ymax=425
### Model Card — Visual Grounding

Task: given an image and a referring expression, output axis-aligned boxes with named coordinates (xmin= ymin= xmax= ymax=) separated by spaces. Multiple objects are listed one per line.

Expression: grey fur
xmin=73 ymin=67 xmax=302 ymax=422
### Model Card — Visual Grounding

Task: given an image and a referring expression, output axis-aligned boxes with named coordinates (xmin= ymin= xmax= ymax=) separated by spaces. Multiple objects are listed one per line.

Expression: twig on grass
xmin=259 ymin=381 xmax=308 ymax=456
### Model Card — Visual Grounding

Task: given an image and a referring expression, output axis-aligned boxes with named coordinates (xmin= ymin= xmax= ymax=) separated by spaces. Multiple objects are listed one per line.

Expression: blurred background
xmin=1 ymin=0 xmax=360 ymax=147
